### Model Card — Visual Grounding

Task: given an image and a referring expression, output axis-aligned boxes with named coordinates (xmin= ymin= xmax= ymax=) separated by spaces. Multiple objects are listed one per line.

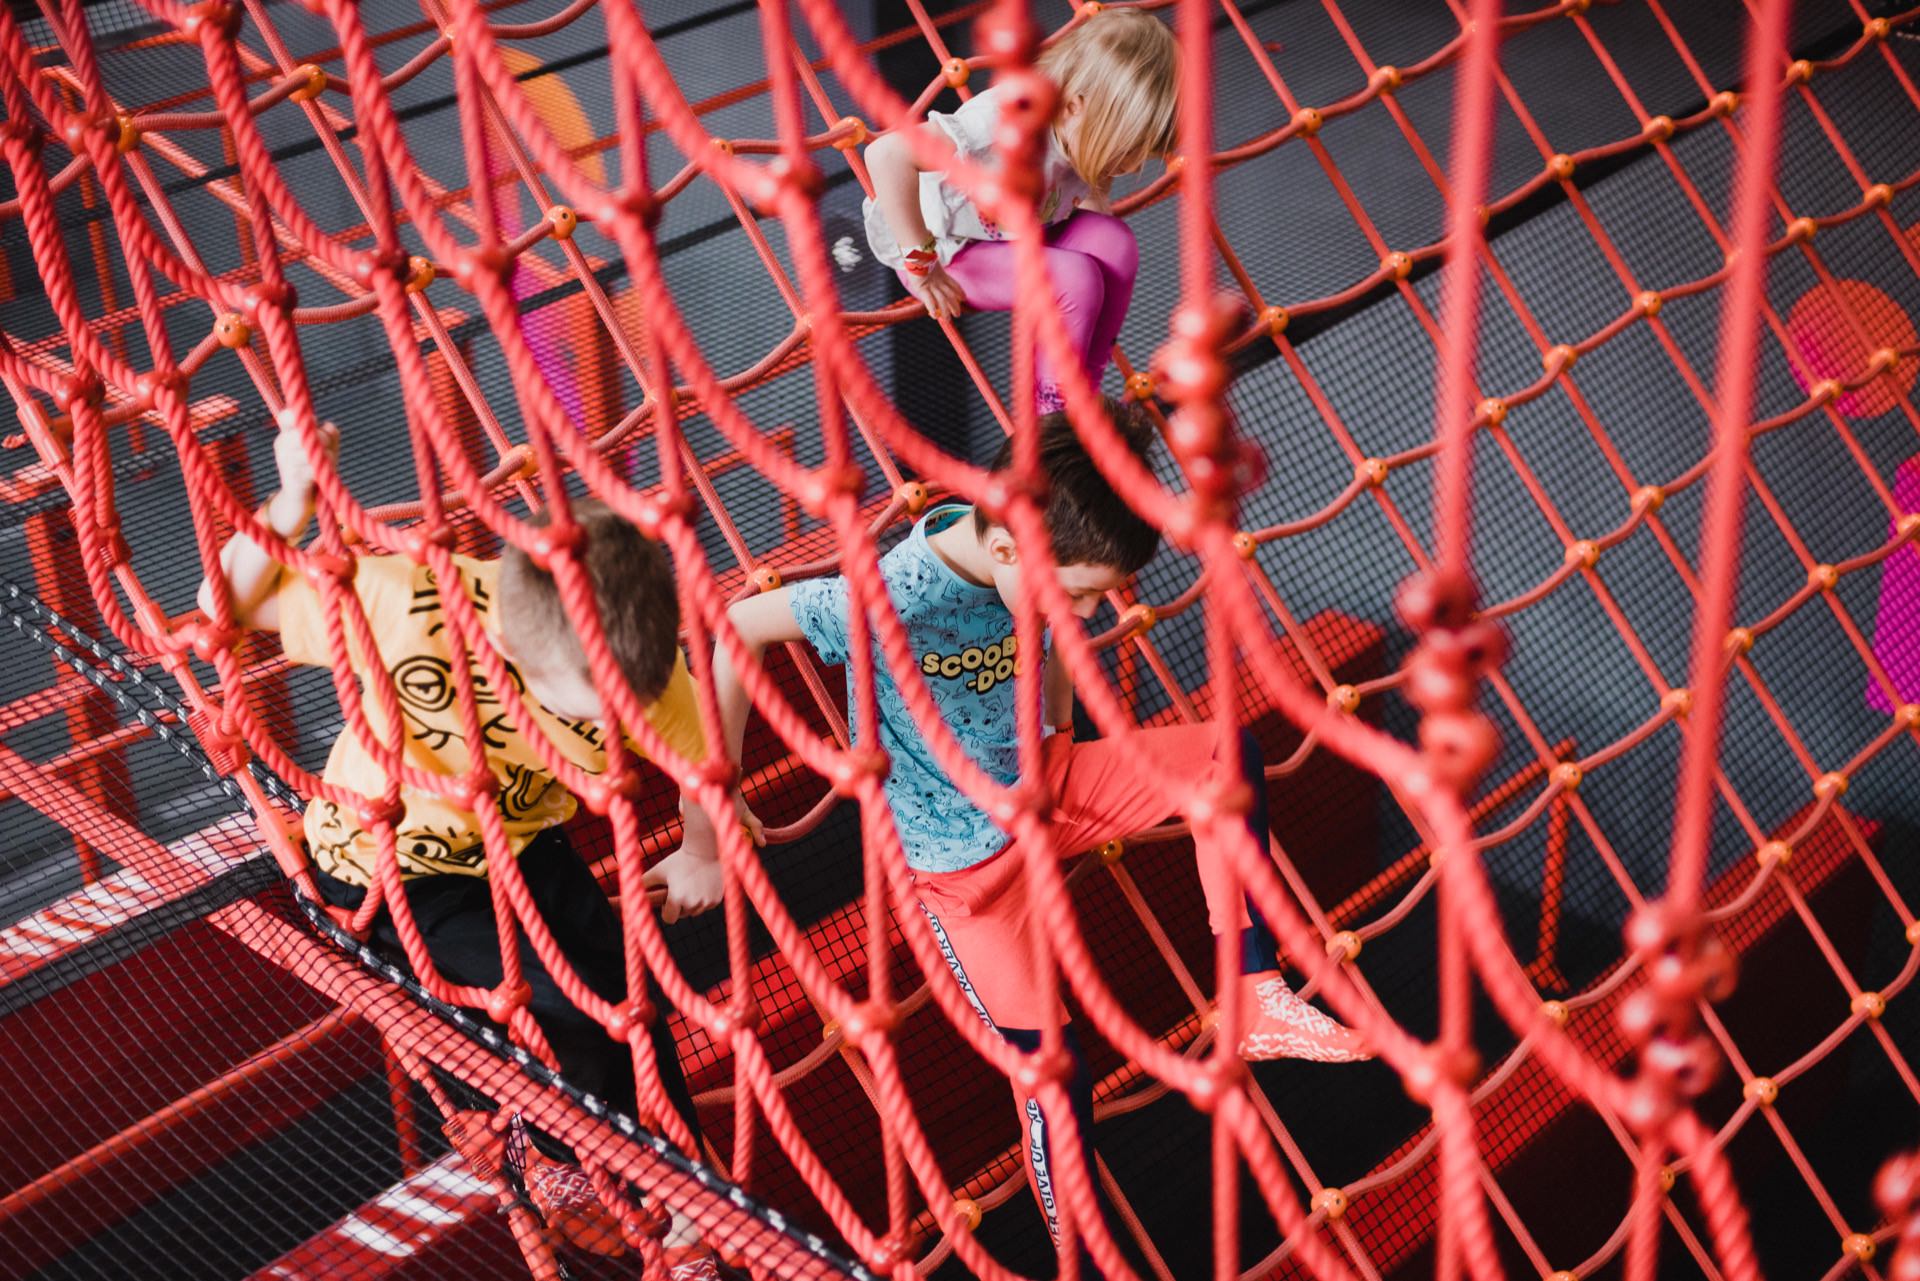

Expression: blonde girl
xmin=863 ymin=9 xmax=1178 ymax=411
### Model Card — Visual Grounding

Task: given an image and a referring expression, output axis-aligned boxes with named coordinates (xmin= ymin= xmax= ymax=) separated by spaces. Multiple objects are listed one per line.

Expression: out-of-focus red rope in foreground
xmin=3 ymin=0 xmax=1919 ymax=1276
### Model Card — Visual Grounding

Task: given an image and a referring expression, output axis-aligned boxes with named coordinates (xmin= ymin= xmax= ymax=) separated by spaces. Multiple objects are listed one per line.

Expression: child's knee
xmin=1101 ymin=216 xmax=1140 ymax=279
xmin=1047 ymin=251 xmax=1107 ymax=315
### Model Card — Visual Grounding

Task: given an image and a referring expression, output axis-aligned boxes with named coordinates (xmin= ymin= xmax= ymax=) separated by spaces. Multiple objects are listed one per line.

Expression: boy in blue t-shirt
xmin=686 ymin=402 xmax=1367 ymax=1248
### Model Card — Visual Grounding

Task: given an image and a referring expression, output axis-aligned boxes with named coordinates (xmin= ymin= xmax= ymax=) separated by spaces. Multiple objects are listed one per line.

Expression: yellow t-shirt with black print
xmin=276 ymin=553 xmax=705 ymax=886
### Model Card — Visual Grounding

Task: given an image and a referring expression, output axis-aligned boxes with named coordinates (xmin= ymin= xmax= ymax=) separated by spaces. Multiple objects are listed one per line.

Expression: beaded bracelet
xmin=902 ymin=240 xmax=938 ymax=276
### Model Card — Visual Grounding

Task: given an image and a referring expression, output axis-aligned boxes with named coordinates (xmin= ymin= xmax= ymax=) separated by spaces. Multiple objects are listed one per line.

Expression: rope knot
xmin=525 ymin=519 xmax=585 ymax=571
xmin=800 ymin=462 xmax=867 ymax=512
xmin=1874 ymin=1150 xmax=1920 ymax=1281
xmin=1012 ymin=1045 xmax=1074 ymax=1094
xmin=352 ymin=245 xmax=411 ymax=289
xmin=974 ymin=5 xmax=1040 ymax=66
xmin=606 ymin=997 xmax=654 ymax=1042
xmin=183 ymin=0 xmax=241 ymax=40
xmin=0 ymin=117 xmax=44 ymax=154
xmin=485 ymin=982 xmax=532 ymax=1024
xmin=830 ymin=746 xmax=890 ymax=796
xmin=356 ymin=794 xmax=405 ymax=830
xmin=241 ymin=279 xmax=298 ymax=320
xmin=976 ymin=468 xmax=1047 ymax=528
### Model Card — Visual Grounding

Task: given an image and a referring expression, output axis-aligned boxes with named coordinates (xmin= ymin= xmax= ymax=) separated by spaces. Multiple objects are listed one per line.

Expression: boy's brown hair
xmin=498 ymin=499 xmax=681 ymax=703
xmin=974 ymin=399 xmax=1161 ymax=575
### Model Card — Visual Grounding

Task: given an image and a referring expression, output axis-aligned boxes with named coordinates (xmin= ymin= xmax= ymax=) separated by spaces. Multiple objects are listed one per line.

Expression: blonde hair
xmin=1038 ymin=9 xmax=1179 ymax=198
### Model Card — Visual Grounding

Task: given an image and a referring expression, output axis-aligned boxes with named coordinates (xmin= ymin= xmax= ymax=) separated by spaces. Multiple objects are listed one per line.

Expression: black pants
xmin=315 ymin=827 xmax=699 ymax=1161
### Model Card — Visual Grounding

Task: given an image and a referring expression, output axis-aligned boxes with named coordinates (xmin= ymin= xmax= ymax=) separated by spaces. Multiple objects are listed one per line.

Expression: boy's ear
xmin=985 ymin=526 xmax=1020 ymax=567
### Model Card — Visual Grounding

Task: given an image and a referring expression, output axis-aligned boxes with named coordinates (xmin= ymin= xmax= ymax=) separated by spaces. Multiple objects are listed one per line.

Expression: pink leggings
xmin=940 ymin=210 xmax=1140 ymax=412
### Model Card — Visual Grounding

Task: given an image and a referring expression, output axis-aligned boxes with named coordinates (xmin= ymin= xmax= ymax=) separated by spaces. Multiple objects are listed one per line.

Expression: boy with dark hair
xmin=701 ymin=400 xmax=1366 ymax=1255
xmin=202 ymin=420 xmax=727 ymax=1276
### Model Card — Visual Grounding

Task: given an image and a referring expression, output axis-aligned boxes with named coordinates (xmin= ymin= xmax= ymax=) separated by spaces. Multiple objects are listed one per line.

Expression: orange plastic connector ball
xmin=1871 ymin=347 xmax=1902 ymax=374
xmin=1633 ymin=485 xmax=1665 ymax=513
xmin=820 ymin=1018 xmax=840 ymax=1042
xmin=1371 ymin=65 xmax=1402 ymax=92
xmin=1787 ymin=215 xmax=1817 ymax=243
xmin=895 ymin=480 xmax=929 ymax=514
xmin=832 ymin=117 xmax=868 ymax=151
xmin=213 ymin=312 xmax=251 ymax=349
xmin=114 ymin=114 xmax=141 ymax=153
xmin=1260 ymin=304 xmax=1289 ymax=336
xmin=1312 ymin=1187 xmax=1349 ymax=1220
xmin=1563 ymin=0 xmax=1591 ymax=13
xmin=1126 ymin=370 xmax=1156 ymax=401
xmin=1807 ymin=563 xmax=1838 ymax=591
xmin=1638 ymin=290 xmax=1663 ymax=317
xmin=1357 ymin=457 xmax=1389 ymax=487
xmin=1867 ymin=16 xmax=1892 ymax=40
xmin=546 ymin=205 xmax=578 ymax=240
xmin=1547 ymin=1271 xmax=1579 ymax=1281
xmin=943 ymin=57 xmax=970 ymax=89
xmin=1852 ymin=991 xmax=1887 ymax=1020
xmin=1743 ymin=1076 xmax=1778 ymax=1107
xmin=1121 ymin=602 xmax=1156 ymax=635
xmin=1787 ymin=59 xmax=1813 ymax=85
xmin=954 ymin=1197 xmax=983 ymax=1231
xmin=1545 ymin=343 xmax=1578 ymax=372
xmin=1548 ymin=153 xmax=1576 ymax=180
xmin=750 ymin=565 xmax=782 ymax=593
xmin=712 ymin=137 xmax=735 ymax=156
xmin=289 ymin=63 xmax=326 ymax=103
xmin=1898 ymin=513 xmax=1920 ymax=540
xmin=1327 ymin=930 xmax=1362 ymax=961
xmin=1098 ymin=838 xmax=1126 ymax=866
xmin=1712 ymin=90 xmax=1740 ymax=116
xmin=1843 ymin=1233 xmax=1877 ymax=1263
xmin=1662 ymin=687 xmax=1692 ymax=718
xmin=1552 ymin=762 xmax=1584 ymax=791
xmin=1758 ymin=840 xmax=1792 ymax=868
xmin=1328 ymin=683 xmax=1361 ymax=713
xmin=1232 ymin=530 xmax=1259 ymax=560
xmin=1564 ymin=540 xmax=1598 ymax=569
xmin=1641 ymin=115 xmax=1674 ymax=143
xmin=1865 ymin=182 xmax=1894 ymax=209
xmin=1726 ymin=627 xmax=1754 ymax=654
xmin=1541 ymin=999 xmax=1569 ymax=1026
xmin=405 ymin=255 xmax=435 ymax=293
xmin=1815 ymin=771 xmax=1849 ymax=800
xmin=1292 ymin=107 xmax=1322 ymax=136
xmin=1658 ymin=1165 xmax=1677 ymax=1193
xmin=1382 ymin=251 xmax=1413 ymax=280
xmin=1479 ymin=397 xmax=1508 ymax=428
xmin=1813 ymin=377 xmax=1844 ymax=403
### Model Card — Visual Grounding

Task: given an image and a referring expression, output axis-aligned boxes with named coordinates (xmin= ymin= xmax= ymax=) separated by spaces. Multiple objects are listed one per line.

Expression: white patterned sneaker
xmin=1236 ymin=972 xmax=1374 ymax=1063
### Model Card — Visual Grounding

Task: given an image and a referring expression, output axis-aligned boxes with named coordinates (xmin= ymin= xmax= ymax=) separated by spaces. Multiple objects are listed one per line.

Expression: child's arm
xmin=650 ymin=588 xmax=806 ymax=918
xmin=1045 ymin=642 xmax=1074 ymax=735
xmin=864 ymin=124 xmax=967 ymax=321
xmin=707 ymin=587 xmax=808 ymax=839
xmin=195 ymin=419 xmax=337 ymax=633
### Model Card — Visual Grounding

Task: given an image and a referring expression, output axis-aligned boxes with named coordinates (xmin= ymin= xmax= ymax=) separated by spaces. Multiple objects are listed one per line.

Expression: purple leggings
xmin=940 ymin=210 xmax=1140 ymax=412
xmin=1870 ymin=455 xmax=1920 ymax=712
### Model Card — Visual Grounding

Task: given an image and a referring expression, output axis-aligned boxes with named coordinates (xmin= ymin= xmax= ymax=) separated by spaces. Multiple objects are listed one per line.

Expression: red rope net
xmin=2 ymin=0 xmax=1920 ymax=1276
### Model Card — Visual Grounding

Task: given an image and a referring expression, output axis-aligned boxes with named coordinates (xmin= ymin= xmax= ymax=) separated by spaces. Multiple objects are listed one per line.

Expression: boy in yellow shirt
xmin=201 ymin=419 xmax=725 ymax=1273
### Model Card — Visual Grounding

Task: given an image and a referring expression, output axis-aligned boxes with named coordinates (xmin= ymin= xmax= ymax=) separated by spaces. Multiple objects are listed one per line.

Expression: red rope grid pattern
xmin=2 ymin=0 xmax=1919 ymax=1276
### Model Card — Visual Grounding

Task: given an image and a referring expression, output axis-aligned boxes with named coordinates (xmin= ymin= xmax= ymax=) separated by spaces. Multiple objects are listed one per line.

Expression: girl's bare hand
xmin=907 ymin=263 xmax=966 ymax=320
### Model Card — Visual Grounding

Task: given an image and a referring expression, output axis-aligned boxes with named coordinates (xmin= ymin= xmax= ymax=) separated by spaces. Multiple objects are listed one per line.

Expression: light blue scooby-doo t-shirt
xmin=789 ymin=505 xmax=1028 ymax=874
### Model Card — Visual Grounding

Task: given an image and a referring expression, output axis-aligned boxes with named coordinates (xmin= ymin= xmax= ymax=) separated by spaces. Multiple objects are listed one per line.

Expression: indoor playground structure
xmin=6 ymin=0 xmax=1920 ymax=1277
